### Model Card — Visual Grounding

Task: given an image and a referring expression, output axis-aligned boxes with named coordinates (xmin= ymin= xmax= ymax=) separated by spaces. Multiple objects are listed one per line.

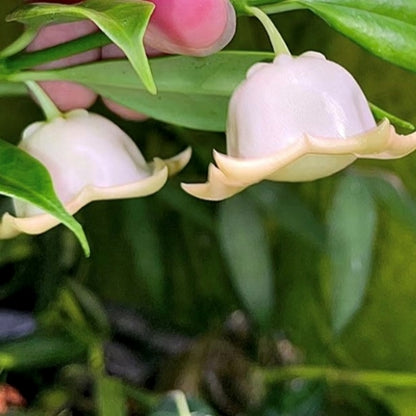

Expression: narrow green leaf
xmin=16 ymin=52 xmax=273 ymax=131
xmin=369 ymin=102 xmax=415 ymax=132
xmin=248 ymin=183 xmax=326 ymax=249
xmin=328 ymin=174 xmax=377 ymax=335
xmin=120 ymin=199 xmax=165 ymax=309
xmin=7 ymin=0 xmax=156 ymax=93
xmin=0 ymin=236 xmax=33 ymax=266
xmin=358 ymin=171 xmax=416 ymax=234
xmin=0 ymin=334 xmax=85 ymax=370
xmin=218 ymin=193 xmax=275 ymax=327
xmin=0 ymin=139 xmax=90 ymax=256
xmin=156 ymin=185 xmax=215 ymax=230
xmin=0 ymin=81 xmax=27 ymax=96
xmin=297 ymin=0 xmax=416 ymax=73
xmin=96 ymin=375 xmax=127 ymax=416
xmin=0 ymin=24 xmax=41 ymax=58
xmin=68 ymin=280 xmax=110 ymax=336
xmin=384 ymin=389 xmax=416 ymax=416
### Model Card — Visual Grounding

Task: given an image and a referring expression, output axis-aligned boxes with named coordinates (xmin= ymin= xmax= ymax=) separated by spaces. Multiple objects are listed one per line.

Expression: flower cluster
xmin=2 ymin=49 xmax=416 ymax=238
xmin=182 ymin=52 xmax=416 ymax=200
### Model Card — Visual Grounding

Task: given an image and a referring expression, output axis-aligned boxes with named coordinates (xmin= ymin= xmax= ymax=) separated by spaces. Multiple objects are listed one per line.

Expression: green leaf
xmin=7 ymin=0 xmax=156 ymax=93
xmin=0 ymin=138 xmax=90 ymax=256
xmin=248 ymin=183 xmax=326 ymax=249
xmin=0 ymin=334 xmax=85 ymax=370
xmin=370 ymin=103 xmax=415 ymax=132
xmin=156 ymin=185 xmax=215 ymax=230
xmin=0 ymin=236 xmax=33 ymax=266
xmin=358 ymin=171 xmax=416 ymax=235
xmin=327 ymin=174 xmax=377 ymax=335
xmin=68 ymin=280 xmax=110 ymax=336
xmin=218 ymin=192 xmax=275 ymax=327
xmin=383 ymin=389 xmax=416 ymax=416
xmin=0 ymin=81 xmax=27 ymax=96
xmin=0 ymin=23 xmax=40 ymax=58
xmin=96 ymin=375 xmax=127 ymax=416
xmin=296 ymin=0 xmax=416 ymax=73
xmin=15 ymin=52 xmax=273 ymax=131
xmin=120 ymin=199 xmax=165 ymax=309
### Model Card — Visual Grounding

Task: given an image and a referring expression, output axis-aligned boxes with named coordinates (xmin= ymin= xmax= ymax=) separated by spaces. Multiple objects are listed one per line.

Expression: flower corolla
xmin=182 ymin=51 xmax=416 ymax=200
xmin=0 ymin=109 xmax=191 ymax=237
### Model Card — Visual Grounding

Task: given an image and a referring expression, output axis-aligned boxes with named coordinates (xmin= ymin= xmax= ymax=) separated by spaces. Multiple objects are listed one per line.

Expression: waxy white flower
xmin=0 ymin=109 xmax=191 ymax=237
xmin=182 ymin=51 xmax=416 ymax=200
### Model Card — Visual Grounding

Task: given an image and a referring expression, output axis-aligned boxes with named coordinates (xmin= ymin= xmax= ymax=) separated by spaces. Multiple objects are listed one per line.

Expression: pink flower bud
xmin=145 ymin=0 xmax=236 ymax=56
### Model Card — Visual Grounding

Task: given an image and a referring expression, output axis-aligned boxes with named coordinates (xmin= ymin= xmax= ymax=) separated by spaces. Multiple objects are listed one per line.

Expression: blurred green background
xmin=1 ymin=1 xmax=416 ymax=415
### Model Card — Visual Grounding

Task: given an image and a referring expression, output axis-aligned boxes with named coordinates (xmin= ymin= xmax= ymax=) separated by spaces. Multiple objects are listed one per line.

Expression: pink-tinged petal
xmin=145 ymin=0 xmax=236 ymax=56
xmin=101 ymin=98 xmax=149 ymax=121
xmin=27 ymin=21 xmax=99 ymax=110
xmin=100 ymin=44 xmax=153 ymax=120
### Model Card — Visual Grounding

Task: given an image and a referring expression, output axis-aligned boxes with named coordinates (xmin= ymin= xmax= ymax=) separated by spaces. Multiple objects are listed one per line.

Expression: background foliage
xmin=1 ymin=0 xmax=416 ymax=415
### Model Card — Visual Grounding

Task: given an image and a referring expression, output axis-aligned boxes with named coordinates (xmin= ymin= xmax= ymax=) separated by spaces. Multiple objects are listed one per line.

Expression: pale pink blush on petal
xmin=145 ymin=0 xmax=236 ymax=56
xmin=38 ymin=81 xmax=97 ymax=112
xmin=102 ymin=98 xmax=149 ymax=121
xmin=100 ymin=44 xmax=150 ymax=120
xmin=27 ymin=21 xmax=100 ymax=110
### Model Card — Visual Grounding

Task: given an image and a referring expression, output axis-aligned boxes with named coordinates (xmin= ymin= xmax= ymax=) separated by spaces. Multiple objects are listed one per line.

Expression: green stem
xmin=25 ymin=81 xmax=61 ymax=121
xmin=172 ymin=391 xmax=192 ymax=416
xmin=260 ymin=365 xmax=416 ymax=388
xmin=261 ymin=1 xmax=306 ymax=15
xmin=0 ymin=25 xmax=40 ymax=59
xmin=0 ymin=31 xmax=110 ymax=73
xmin=89 ymin=342 xmax=106 ymax=375
xmin=123 ymin=384 xmax=159 ymax=410
xmin=246 ymin=6 xmax=290 ymax=55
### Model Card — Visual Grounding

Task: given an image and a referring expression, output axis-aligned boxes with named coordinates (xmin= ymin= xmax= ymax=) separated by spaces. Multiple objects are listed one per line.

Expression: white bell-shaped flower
xmin=182 ymin=51 xmax=416 ymax=200
xmin=0 ymin=109 xmax=191 ymax=237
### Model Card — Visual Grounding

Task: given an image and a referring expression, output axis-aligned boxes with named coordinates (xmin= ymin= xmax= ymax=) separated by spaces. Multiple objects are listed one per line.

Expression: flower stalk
xmin=246 ymin=6 xmax=290 ymax=55
xmin=0 ymin=32 xmax=110 ymax=74
xmin=25 ymin=81 xmax=61 ymax=121
xmin=259 ymin=365 xmax=416 ymax=389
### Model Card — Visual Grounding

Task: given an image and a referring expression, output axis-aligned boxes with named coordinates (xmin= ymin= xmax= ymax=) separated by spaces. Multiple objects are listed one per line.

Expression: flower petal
xmin=182 ymin=120 xmax=416 ymax=201
xmin=152 ymin=146 xmax=192 ymax=176
xmin=181 ymin=163 xmax=245 ymax=201
xmin=0 ymin=149 xmax=191 ymax=238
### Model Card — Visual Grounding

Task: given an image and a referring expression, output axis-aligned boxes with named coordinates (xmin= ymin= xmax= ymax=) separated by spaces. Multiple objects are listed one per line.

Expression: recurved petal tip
xmin=181 ymin=164 xmax=245 ymax=201
xmin=163 ymin=146 xmax=192 ymax=176
xmin=0 ymin=163 xmax=170 ymax=238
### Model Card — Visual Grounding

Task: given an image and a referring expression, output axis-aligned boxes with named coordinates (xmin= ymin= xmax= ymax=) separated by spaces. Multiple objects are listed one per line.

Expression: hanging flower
xmin=0 ymin=109 xmax=191 ymax=237
xmin=182 ymin=51 xmax=416 ymax=201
